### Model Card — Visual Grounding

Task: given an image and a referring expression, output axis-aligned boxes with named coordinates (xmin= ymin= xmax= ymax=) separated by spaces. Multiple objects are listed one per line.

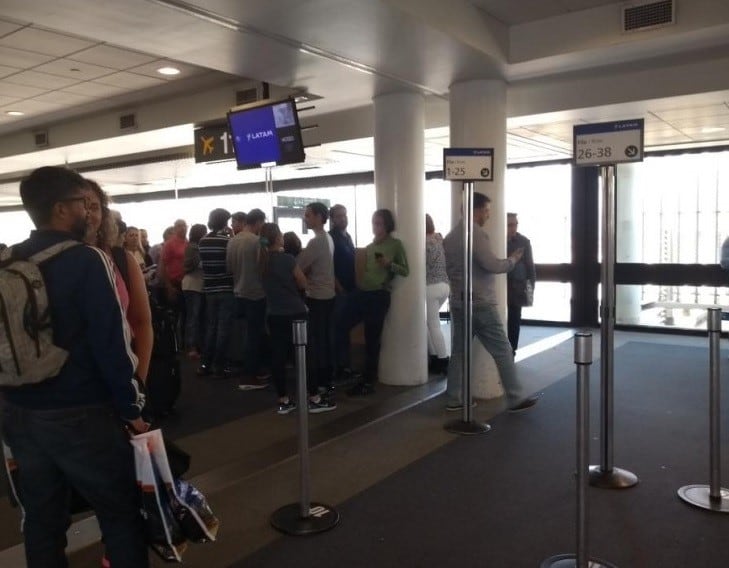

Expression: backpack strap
xmin=28 ymin=240 xmax=82 ymax=264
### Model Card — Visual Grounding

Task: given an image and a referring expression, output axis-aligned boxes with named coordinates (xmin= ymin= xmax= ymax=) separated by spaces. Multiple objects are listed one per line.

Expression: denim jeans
xmin=446 ymin=304 xmax=527 ymax=407
xmin=1 ymin=403 xmax=148 ymax=568
xmin=203 ymin=291 xmax=235 ymax=371
xmin=183 ymin=290 xmax=204 ymax=351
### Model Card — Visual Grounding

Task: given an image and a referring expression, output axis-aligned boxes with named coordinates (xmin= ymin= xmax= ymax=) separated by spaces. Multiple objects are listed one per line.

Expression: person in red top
xmin=161 ymin=218 xmax=188 ymax=303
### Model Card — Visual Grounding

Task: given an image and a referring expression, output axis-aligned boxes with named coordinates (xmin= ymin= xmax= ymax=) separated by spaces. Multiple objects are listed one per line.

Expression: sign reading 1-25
xmin=443 ymin=148 xmax=494 ymax=182
xmin=573 ymin=119 xmax=644 ymax=167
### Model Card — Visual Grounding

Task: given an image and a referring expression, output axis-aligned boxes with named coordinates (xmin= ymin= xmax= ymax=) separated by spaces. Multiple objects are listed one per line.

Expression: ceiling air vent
xmin=622 ymin=0 xmax=675 ymax=32
xmin=236 ymin=87 xmax=260 ymax=106
xmin=33 ymin=130 xmax=48 ymax=148
xmin=119 ymin=113 xmax=137 ymax=130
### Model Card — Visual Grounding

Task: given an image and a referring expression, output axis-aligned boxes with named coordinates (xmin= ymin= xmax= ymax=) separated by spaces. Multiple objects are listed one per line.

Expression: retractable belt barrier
xmin=270 ymin=320 xmax=340 ymax=535
xmin=542 ymin=332 xmax=618 ymax=568
xmin=677 ymin=307 xmax=729 ymax=512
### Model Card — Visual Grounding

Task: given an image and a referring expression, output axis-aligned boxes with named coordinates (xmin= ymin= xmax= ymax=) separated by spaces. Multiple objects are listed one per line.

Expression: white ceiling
xmin=0 ymin=0 xmax=728 ymax=205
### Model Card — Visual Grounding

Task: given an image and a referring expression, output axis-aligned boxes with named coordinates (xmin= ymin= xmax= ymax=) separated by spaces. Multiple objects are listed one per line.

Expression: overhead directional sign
xmin=194 ymin=122 xmax=234 ymax=163
xmin=443 ymin=148 xmax=494 ymax=182
xmin=573 ymin=119 xmax=644 ymax=167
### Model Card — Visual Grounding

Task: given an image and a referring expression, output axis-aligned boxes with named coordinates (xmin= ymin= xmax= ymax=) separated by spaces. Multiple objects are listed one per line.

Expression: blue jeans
xmin=203 ymin=291 xmax=235 ymax=371
xmin=183 ymin=290 xmax=204 ymax=351
xmin=237 ymin=298 xmax=268 ymax=376
xmin=1 ymin=403 xmax=148 ymax=568
xmin=446 ymin=304 xmax=527 ymax=407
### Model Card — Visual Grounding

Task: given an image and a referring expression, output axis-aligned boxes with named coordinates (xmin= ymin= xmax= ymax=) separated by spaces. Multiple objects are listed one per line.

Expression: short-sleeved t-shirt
xmin=262 ymin=251 xmax=307 ymax=316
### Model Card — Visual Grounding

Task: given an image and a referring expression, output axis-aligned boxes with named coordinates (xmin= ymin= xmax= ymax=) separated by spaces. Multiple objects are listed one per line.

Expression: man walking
xmin=506 ymin=212 xmax=536 ymax=355
xmin=1 ymin=166 xmax=149 ymax=567
xmin=442 ymin=192 xmax=538 ymax=413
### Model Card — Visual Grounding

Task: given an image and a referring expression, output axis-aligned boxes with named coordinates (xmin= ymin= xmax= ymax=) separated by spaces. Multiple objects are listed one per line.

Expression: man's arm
xmin=524 ymin=239 xmax=536 ymax=283
xmin=473 ymin=229 xmax=514 ymax=274
xmin=296 ymin=238 xmax=316 ymax=273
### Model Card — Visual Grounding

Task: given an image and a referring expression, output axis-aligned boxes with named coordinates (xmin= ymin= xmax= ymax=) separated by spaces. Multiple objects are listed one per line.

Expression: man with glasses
xmin=1 ymin=166 xmax=149 ymax=567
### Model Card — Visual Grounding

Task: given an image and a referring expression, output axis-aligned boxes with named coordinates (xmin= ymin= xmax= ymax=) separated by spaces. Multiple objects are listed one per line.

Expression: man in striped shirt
xmin=198 ymin=208 xmax=235 ymax=379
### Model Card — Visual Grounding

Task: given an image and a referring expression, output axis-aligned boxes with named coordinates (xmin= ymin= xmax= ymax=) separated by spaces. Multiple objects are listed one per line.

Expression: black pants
xmin=337 ymin=289 xmax=391 ymax=384
xmin=238 ymin=298 xmax=269 ymax=377
xmin=306 ymin=297 xmax=335 ymax=391
xmin=268 ymin=313 xmax=307 ymax=398
xmin=507 ymin=304 xmax=522 ymax=354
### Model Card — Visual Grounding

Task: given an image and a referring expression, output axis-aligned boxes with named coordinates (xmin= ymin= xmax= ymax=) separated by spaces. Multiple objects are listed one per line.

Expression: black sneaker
xmin=308 ymin=397 xmax=337 ymax=413
xmin=196 ymin=364 xmax=211 ymax=377
xmin=346 ymin=382 xmax=375 ymax=397
xmin=238 ymin=376 xmax=269 ymax=391
xmin=509 ymin=395 xmax=540 ymax=413
xmin=277 ymin=400 xmax=296 ymax=415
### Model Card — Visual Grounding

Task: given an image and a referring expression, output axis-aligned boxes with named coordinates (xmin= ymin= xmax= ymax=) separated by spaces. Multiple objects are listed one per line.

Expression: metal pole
xmin=589 ymin=165 xmax=638 ymax=489
xmin=575 ymin=333 xmax=590 ymax=568
xmin=445 ymin=182 xmax=489 ymax=435
xmin=463 ymin=182 xmax=473 ymax=423
xmin=541 ymin=333 xmax=618 ymax=568
xmin=678 ymin=307 xmax=729 ymax=512
xmin=293 ymin=320 xmax=310 ymax=518
xmin=270 ymin=320 xmax=340 ymax=534
xmin=708 ymin=307 xmax=721 ymax=499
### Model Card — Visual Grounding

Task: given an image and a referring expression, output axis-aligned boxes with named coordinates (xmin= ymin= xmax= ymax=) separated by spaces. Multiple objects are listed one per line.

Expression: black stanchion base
xmin=270 ymin=502 xmax=340 ymax=535
xmin=677 ymin=485 xmax=729 ymax=513
xmin=444 ymin=419 xmax=491 ymax=435
xmin=588 ymin=466 xmax=638 ymax=489
xmin=541 ymin=553 xmax=618 ymax=567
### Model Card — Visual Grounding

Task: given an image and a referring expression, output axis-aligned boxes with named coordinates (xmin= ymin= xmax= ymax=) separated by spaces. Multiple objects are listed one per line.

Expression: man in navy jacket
xmin=1 ymin=166 xmax=149 ymax=567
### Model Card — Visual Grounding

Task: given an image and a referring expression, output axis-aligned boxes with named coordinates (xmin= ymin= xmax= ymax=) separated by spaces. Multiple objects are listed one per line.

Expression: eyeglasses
xmin=59 ymin=196 xmax=88 ymax=207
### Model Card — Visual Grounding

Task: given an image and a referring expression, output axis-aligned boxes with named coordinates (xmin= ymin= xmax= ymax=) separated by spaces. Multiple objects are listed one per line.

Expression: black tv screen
xmin=227 ymin=98 xmax=306 ymax=170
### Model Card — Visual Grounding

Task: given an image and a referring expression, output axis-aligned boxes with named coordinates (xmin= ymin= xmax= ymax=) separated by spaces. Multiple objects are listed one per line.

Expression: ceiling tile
xmin=69 ymin=45 xmax=157 ymax=70
xmin=32 ymin=58 xmax=115 ymax=81
xmin=0 ymin=27 xmax=96 ymax=57
xmin=4 ymin=98 xmax=64 ymax=114
xmin=0 ymin=65 xmax=20 ymax=79
xmin=94 ymin=71 xmax=166 ymax=89
xmin=0 ymin=19 xmax=24 ymax=38
xmin=32 ymin=90 xmax=94 ymax=106
xmin=0 ymin=45 xmax=55 ymax=68
xmin=4 ymin=70 xmax=79 ymax=89
xmin=0 ymin=82 xmax=45 ymax=98
xmin=63 ymin=81 xmax=128 ymax=98
xmin=653 ymin=104 xmax=729 ymax=121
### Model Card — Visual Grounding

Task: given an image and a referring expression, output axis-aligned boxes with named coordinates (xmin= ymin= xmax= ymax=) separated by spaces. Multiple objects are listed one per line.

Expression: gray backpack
xmin=0 ymin=241 xmax=80 ymax=387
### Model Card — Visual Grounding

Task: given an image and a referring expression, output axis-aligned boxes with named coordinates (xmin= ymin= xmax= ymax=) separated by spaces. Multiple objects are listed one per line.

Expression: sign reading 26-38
xmin=573 ymin=119 xmax=644 ymax=167
xmin=443 ymin=148 xmax=494 ymax=182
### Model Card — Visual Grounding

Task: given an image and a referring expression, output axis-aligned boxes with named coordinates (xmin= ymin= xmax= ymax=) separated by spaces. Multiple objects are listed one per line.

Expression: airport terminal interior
xmin=1 ymin=1 xmax=729 ymax=566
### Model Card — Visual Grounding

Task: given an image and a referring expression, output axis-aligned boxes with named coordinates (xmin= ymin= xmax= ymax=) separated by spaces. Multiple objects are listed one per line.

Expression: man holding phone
xmin=442 ymin=192 xmax=539 ymax=413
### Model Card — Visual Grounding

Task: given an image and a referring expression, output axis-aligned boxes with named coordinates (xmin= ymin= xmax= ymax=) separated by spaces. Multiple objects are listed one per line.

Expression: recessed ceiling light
xmin=701 ymin=126 xmax=726 ymax=134
xmin=5 ymin=110 xmax=24 ymax=116
xmin=157 ymin=66 xmax=181 ymax=76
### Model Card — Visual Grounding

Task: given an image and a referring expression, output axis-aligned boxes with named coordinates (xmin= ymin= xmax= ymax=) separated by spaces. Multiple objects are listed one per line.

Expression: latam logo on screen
xmin=246 ymin=130 xmax=274 ymax=142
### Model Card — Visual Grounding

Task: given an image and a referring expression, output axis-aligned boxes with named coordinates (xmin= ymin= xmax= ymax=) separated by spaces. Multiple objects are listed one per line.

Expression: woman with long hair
xmin=259 ymin=222 xmax=335 ymax=414
xmin=425 ymin=213 xmax=450 ymax=374
xmin=341 ymin=208 xmax=409 ymax=396
xmin=82 ymin=180 xmax=153 ymax=385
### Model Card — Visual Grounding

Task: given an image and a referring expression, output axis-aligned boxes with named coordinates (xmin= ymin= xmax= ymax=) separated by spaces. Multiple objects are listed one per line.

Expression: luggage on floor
xmin=147 ymin=296 xmax=181 ymax=418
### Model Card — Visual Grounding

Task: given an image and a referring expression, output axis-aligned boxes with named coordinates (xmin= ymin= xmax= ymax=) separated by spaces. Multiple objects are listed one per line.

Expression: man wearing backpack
xmin=0 ymin=166 xmax=149 ymax=567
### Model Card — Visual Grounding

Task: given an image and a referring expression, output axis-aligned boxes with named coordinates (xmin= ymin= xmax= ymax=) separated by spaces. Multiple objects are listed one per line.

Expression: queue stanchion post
xmin=445 ymin=181 xmax=490 ymax=435
xmin=270 ymin=320 xmax=340 ymax=534
xmin=589 ymin=164 xmax=638 ymax=489
xmin=542 ymin=332 xmax=618 ymax=568
xmin=678 ymin=307 xmax=729 ymax=512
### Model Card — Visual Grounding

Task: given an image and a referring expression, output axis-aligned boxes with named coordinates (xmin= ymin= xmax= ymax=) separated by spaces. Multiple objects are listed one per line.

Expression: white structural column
xmin=373 ymin=92 xmax=427 ymax=385
xmin=449 ymin=79 xmax=508 ymax=399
